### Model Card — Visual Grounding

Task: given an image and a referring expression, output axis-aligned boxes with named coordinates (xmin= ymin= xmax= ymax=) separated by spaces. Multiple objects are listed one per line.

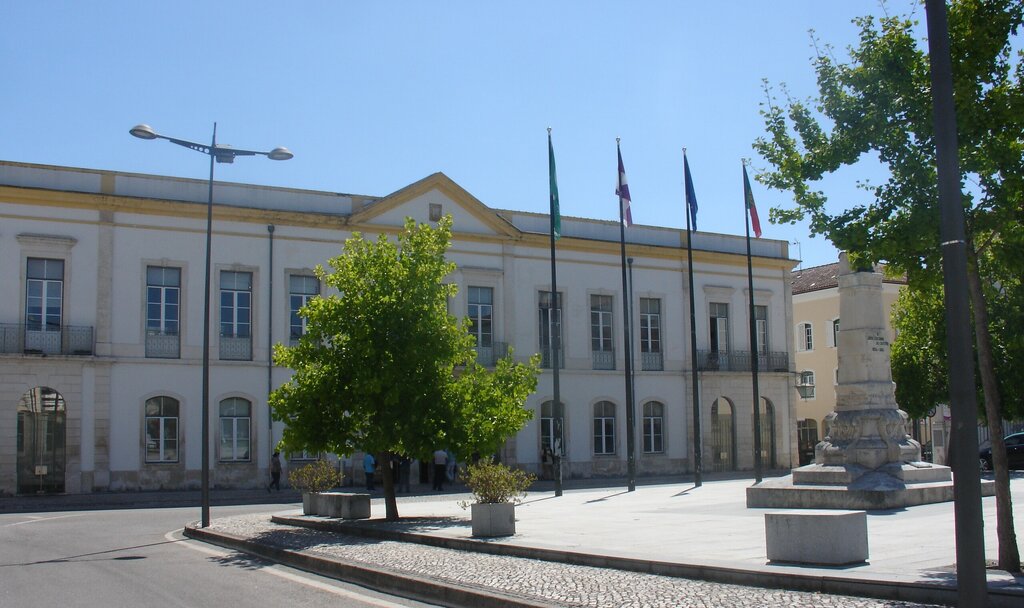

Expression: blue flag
xmin=684 ymin=152 xmax=698 ymax=231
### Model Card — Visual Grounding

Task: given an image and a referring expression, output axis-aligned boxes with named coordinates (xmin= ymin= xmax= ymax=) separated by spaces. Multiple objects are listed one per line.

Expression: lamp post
xmin=129 ymin=123 xmax=292 ymax=528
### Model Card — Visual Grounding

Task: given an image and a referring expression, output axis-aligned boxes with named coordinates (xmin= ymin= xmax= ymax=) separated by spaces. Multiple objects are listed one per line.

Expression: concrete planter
xmin=471 ymin=502 xmax=516 ymax=537
xmin=304 ymin=491 xmax=371 ymax=519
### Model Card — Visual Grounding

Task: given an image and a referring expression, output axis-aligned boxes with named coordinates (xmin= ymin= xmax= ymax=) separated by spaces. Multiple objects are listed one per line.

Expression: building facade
xmin=1 ymin=160 xmax=797 ymax=495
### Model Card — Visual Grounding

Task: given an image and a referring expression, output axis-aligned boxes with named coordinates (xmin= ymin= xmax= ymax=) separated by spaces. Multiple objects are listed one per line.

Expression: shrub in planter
xmin=289 ymin=459 xmax=342 ymax=515
xmin=460 ymin=459 xmax=535 ymax=505
xmin=289 ymin=458 xmax=343 ymax=492
xmin=460 ymin=459 xmax=535 ymax=537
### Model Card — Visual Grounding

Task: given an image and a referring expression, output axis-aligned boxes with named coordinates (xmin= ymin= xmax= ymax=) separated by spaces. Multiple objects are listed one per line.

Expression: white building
xmin=0 ymin=160 xmax=798 ymax=494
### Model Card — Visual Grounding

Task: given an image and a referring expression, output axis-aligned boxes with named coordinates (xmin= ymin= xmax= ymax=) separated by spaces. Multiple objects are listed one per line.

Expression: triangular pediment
xmin=348 ymin=173 xmax=521 ymax=239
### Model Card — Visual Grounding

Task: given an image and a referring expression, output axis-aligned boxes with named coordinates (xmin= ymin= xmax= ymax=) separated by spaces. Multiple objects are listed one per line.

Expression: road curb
xmin=183 ymin=524 xmax=554 ymax=608
xmin=269 ymin=514 xmax=1024 ymax=608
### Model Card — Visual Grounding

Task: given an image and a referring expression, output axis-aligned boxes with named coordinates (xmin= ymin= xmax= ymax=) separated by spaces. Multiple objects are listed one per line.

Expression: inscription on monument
xmin=866 ymin=334 xmax=888 ymax=352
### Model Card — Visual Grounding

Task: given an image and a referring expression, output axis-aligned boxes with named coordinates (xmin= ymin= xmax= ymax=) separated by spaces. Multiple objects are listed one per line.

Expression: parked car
xmin=979 ymin=432 xmax=1024 ymax=471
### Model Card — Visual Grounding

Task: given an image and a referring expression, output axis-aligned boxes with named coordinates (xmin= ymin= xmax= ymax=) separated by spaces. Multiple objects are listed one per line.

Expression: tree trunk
xmin=381 ymin=451 xmax=399 ymax=521
xmin=965 ymin=243 xmax=1021 ymax=573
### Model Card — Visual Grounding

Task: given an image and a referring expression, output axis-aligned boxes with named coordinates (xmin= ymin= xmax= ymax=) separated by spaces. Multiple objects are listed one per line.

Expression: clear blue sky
xmin=2 ymin=1 xmax=926 ymax=268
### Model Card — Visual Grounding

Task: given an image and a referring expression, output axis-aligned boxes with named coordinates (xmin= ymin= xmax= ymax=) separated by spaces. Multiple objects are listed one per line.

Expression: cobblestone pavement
xmin=207 ymin=514 xmax=940 ymax=608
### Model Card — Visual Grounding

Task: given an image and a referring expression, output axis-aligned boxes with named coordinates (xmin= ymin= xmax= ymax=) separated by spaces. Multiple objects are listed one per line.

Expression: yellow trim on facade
xmin=1 ymin=182 xmax=794 ymax=273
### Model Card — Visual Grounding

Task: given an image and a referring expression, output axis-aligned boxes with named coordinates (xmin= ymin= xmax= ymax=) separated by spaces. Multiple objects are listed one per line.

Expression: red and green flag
xmin=743 ymin=164 xmax=762 ymax=238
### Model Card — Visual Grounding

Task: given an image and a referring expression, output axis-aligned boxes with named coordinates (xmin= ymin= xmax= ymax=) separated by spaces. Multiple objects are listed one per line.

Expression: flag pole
xmin=683 ymin=148 xmax=702 ymax=488
xmin=548 ymin=128 xmax=563 ymax=497
xmin=617 ymin=138 xmax=637 ymax=492
xmin=743 ymin=161 xmax=763 ymax=484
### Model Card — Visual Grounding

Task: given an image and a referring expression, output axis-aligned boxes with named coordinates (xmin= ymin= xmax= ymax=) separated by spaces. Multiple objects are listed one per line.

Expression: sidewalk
xmin=186 ymin=475 xmax=1024 ymax=608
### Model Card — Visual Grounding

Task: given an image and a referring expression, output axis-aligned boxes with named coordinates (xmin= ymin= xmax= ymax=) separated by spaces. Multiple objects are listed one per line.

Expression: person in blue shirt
xmin=363 ymin=452 xmax=376 ymax=491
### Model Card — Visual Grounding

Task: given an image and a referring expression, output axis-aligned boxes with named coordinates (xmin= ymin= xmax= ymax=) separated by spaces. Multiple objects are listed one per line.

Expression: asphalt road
xmin=0 ymin=503 xmax=438 ymax=608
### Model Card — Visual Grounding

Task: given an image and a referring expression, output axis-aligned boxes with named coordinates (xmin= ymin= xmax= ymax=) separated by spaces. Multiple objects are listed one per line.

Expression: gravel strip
xmin=207 ymin=513 xmax=940 ymax=608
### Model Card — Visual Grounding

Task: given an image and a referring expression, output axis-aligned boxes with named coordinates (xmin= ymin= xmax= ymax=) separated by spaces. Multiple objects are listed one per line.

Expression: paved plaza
xmin=191 ymin=475 xmax=1024 ymax=607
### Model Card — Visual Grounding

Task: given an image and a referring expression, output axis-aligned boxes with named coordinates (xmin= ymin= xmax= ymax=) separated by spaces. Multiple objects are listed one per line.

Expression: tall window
xmin=220 ymin=271 xmax=252 ymax=360
xmin=25 ymin=258 xmax=65 ymax=354
xmin=26 ymin=258 xmax=64 ymax=331
xmin=754 ymin=305 xmax=768 ymax=354
xmin=590 ymin=294 xmax=614 ymax=369
xmin=540 ymin=400 xmax=564 ymax=455
xmin=219 ymin=397 xmax=251 ymax=462
xmin=593 ymin=401 xmax=616 ymax=455
xmin=145 ymin=396 xmax=179 ymax=463
xmin=831 ymin=318 xmax=840 ymax=348
xmin=798 ymin=370 xmax=816 ymax=399
xmin=709 ymin=302 xmax=729 ymax=353
xmin=146 ymin=266 xmax=180 ymax=358
xmin=289 ymin=274 xmax=319 ymax=343
xmin=468 ymin=286 xmax=493 ymax=348
xmin=642 ymin=401 xmax=664 ymax=453
xmin=639 ymin=298 xmax=662 ymax=371
xmin=797 ymin=418 xmax=819 ymax=466
xmin=798 ymin=322 xmax=813 ymax=351
xmin=538 ymin=291 xmax=562 ymax=369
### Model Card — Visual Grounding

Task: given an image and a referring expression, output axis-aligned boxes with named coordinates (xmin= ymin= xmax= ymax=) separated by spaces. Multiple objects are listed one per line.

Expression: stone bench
xmin=303 ymin=492 xmax=371 ymax=519
xmin=765 ymin=510 xmax=868 ymax=565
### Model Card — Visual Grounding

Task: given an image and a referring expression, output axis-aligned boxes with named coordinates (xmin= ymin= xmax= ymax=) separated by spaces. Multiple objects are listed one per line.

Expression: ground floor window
xmin=642 ymin=401 xmax=664 ymax=453
xmin=593 ymin=401 xmax=616 ymax=455
xmin=219 ymin=397 xmax=251 ymax=461
xmin=145 ymin=396 xmax=179 ymax=463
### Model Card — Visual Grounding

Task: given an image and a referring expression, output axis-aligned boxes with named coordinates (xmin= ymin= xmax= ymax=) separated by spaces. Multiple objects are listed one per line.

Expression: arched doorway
xmin=755 ymin=397 xmax=777 ymax=469
xmin=17 ymin=386 xmax=67 ymax=494
xmin=710 ymin=398 xmax=735 ymax=472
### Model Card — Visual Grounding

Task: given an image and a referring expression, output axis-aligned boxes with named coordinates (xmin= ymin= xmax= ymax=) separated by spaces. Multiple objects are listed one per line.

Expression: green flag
xmin=548 ymin=132 xmax=561 ymax=240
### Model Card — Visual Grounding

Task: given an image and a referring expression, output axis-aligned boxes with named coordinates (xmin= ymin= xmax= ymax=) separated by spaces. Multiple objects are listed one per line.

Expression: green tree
xmin=891 ymin=285 xmax=949 ymax=420
xmin=269 ymin=216 xmax=539 ymax=521
xmin=754 ymin=0 xmax=1022 ymax=571
xmin=892 ymin=251 xmax=1024 ymax=423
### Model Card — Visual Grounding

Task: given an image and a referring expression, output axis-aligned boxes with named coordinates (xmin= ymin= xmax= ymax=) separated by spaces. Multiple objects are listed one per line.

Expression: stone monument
xmin=746 ymin=254 xmax=982 ymax=509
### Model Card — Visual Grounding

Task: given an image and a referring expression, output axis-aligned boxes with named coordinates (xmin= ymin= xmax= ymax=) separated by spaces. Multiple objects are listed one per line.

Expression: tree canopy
xmin=756 ymin=0 xmax=1022 ymax=281
xmin=269 ymin=216 xmax=539 ymax=519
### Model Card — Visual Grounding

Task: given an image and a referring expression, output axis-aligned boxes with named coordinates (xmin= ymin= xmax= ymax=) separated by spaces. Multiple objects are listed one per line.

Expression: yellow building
xmin=791 ymin=262 xmax=906 ymax=465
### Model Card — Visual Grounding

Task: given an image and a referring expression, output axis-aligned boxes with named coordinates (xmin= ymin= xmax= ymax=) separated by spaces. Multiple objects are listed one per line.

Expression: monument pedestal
xmin=747 ymin=255 xmax=987 ymax=510
xmin=746 ymin=463 xmax=989 ymax=510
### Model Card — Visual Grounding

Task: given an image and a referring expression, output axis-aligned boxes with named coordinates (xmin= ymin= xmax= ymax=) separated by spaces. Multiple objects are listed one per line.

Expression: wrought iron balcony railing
xmin=539 ymin=346 xmax=564 ymax=369
xmin=145 ymin=330 xmax=180 ymax=358
xmin=220 ymin=333 xmax=253 ymax=361
xmin=640 ymin=351 xmax=663 ymax=371
xmin=474 ymin=341 xmax=510 ymax=367
xmin=1 ymin=323 xmax=94 ymax=356
xmin=591 ymin=350 xmax=615 ymax=370
xmin=696 ymin=349 xmax=789 ymax=373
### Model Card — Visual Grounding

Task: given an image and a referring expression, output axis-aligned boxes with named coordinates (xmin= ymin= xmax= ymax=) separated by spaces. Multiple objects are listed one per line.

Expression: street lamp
xmin=130 ymin=123 xmax=292 ymax=528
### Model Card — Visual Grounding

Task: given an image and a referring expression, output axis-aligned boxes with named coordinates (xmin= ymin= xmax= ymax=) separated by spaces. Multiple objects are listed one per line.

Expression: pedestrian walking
xmin=432 ymin=448 xmax=448 ymax=491
xmin=267 ymin=451 xmax=282 ymax=492
xmin=541 ymin=446 xmax=553 ymax=480
xmin=363 ymin=452 xmax=376 ymax=492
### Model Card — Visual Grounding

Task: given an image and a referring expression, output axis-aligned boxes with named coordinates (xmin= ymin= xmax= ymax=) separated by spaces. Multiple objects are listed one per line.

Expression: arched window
xmin=797 ymin=418 xmax=819 ymax=466
xmin=593 ymin=401 xmax=616 ymax=455
xmin=710 ymin=398 xmax=735 ymax=472
xmin=219 ymin=397 xmax=251 ymax=462
xmin=756 ymin=398 xmax=777 ymax=469
xmin=642 ymin=401 xmax=664 ymax=453
xmin=145 ymin=396 xmax=179 ymax=463
xmin=540 ymin=400 xmax=564 ymax=456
